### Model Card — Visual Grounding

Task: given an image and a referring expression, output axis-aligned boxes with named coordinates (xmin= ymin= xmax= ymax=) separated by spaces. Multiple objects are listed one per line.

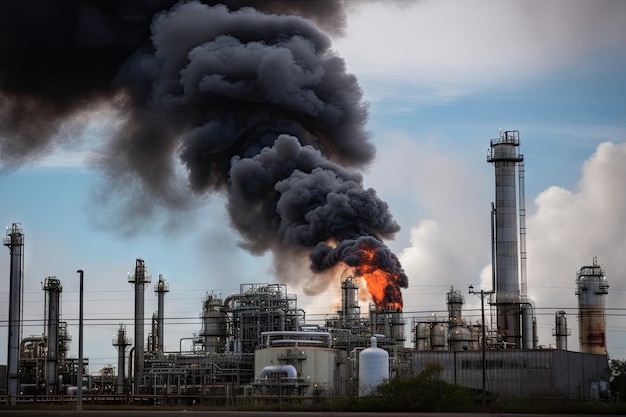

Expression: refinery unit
xmin=1 ymin=131 xmax=612 ymax=405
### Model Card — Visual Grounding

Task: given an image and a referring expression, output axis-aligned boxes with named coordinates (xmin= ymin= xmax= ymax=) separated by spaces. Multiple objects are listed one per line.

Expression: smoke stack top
xmin=0 ymin=0 xmax=408 ymax=308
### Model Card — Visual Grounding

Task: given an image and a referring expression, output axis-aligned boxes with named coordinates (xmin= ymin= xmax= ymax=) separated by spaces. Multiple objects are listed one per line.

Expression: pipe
xmin=261 ymin=331 xmax=332 ymax=348
xmin=490 ymin=202 xmax=496 ymax=292
xmin=128 ymin=346 xmax=135 ymax=393
xmin=20 ymin=335 xmax=46 ymax=350
xmin=520 ymin=300 xmax=535 ymax=349
xmin=518 ymin=160 xmax=528 ymax=298
xmin=260 ymin=364 xmax=297 ymax=380
xmin=223 ymin=293 xmax=243 ymax=309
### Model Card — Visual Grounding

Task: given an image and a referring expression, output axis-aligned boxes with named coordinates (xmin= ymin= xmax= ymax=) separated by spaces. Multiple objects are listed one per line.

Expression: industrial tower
xmin=487 ymin=130 xmax=535 ymax=348
xmin=128 ymin=258 xmax=151 ymax=394
xmin=43 ymin=277 xmax=62 ymax=394
xmin=154 ymin=274 xmax=169 ymax=354
xmin=3 ymin=223 xmax=24 ymax=405
xmin=112 ymin=324 xmax=131 ymax=394
xmin=576 ymin=258 xmax=609 ymax=355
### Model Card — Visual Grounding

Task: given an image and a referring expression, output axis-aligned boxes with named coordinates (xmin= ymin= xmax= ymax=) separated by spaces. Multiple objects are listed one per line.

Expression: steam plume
xmin=0 ymin=0 xmax=408 ymax=306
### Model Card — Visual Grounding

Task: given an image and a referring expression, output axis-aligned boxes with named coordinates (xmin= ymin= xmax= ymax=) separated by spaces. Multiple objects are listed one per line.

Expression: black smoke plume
xmin=0 ymin=0 xmax=408 ymax=303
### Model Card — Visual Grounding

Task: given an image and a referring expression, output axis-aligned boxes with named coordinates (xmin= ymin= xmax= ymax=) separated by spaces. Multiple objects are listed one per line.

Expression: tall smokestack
xmin=43 ymin=277 xmax=62 ymax=394
xmin=3 ymin=223 xmax=23 ymax=405
xmin=154 ymin=274 xmax=169 ymax=354
xmin=128 ymin=258 xmax=151 ymax=394
xmin=0 ymin=1 xmax=408 ymax=308
xmin=487 ymin=130 xmax=523 ymax=348
xmin=576 ymin=257 xmax=609 ymax=355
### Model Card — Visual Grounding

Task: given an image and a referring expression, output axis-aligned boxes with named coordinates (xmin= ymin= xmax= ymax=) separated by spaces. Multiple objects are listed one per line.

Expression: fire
xmin=350 ymin=239 xmax=407 ymax=311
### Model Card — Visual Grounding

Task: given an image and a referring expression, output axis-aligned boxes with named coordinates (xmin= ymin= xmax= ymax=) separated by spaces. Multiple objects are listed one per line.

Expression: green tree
xmin=371 ymin=363 xmax=472 ymax=412
xmin=610 ymin=358 xmax=626 ymax=401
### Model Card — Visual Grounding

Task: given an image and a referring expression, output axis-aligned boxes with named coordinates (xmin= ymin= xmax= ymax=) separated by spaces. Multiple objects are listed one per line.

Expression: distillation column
xmin=3 ymin=223 xmax=24 ymax=404
xmin=341 ymin=275 xmax=360 ymax=329
xmin=576 ymin=258 xmax=609 ymax=355
xmin=487 ymin=130 xmax=523 ymax=348
xmin=553 ymin=311 xmax=570 ymax=350
xmin=43 ymin=277 xmax=62 ymax=394
xmin=154 ymin=274 xmax=169 ymax=354
xmin=112 ymin=324 xmax=131 ymax=394
xmin=201 ymin=293 xmax=228 ymax=353
xmin=128 ymin=258 xmax=151 ymax=394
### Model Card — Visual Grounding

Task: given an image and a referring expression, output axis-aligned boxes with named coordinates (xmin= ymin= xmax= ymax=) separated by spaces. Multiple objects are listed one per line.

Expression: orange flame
xmin=351 ymin=240 xmax=406 ymax=311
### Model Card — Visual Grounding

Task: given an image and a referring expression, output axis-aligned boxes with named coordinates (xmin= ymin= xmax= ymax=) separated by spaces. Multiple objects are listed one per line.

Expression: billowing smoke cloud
xmin=0 ymin=0 xmax=407 ymax=306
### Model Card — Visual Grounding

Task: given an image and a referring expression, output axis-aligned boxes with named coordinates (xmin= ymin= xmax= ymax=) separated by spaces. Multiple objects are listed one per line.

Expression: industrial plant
xmin=1 ymin=131 xmax=612 ymax=405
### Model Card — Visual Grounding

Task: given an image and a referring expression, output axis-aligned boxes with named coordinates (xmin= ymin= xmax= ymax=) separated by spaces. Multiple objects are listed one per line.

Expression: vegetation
xmin=348 ymin=363 xmax=475 ymax=412
xmin=610 ymin=357 xmax=626 ymax=401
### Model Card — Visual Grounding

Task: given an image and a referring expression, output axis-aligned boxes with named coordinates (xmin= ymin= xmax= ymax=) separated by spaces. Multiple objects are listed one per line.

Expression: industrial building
xmin=1 ymin=131 xmax=612 ymax=404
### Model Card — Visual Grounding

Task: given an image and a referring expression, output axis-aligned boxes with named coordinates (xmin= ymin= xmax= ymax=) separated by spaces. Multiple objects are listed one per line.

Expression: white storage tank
xmin=358 ymin=337 xmax=389 ymax=396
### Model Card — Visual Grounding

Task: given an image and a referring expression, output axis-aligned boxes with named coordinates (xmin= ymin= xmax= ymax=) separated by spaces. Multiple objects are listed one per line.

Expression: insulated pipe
xmin=20 ymin=336 xmax=46 ymax=351
xmin=261 ymin=331 xmax=333 ymax=348
xmin=260 ymin=364 xmax=298 ymax=379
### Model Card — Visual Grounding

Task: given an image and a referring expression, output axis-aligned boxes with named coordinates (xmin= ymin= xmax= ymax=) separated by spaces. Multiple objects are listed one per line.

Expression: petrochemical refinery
xmin=1 ymin=131 xmax=612 ymax=405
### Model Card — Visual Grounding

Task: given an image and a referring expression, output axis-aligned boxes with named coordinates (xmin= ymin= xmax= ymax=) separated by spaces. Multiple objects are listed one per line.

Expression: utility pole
xmin=469 ymin=284 xmax=494 ymax=409
xmin=76 ymin=269 xmax=84 ymax=410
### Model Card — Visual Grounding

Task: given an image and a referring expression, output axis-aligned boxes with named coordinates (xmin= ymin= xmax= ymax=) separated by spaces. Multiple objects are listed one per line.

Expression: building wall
xmin=413 ymin=349 xmax=609 ymax=400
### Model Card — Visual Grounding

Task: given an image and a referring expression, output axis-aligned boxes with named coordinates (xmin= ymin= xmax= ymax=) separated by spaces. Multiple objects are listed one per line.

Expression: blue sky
xmin=1 ymin=0 xmax=626 ymax=372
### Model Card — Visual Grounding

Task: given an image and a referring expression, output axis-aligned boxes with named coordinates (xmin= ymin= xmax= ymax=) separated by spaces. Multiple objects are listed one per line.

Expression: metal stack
xmin=154 ymin=274 xmax=169 ymax=354
xmin=128 ymin=258 xmax=151 ymax=394
xmin=487 ymin=130 xmax=526 ymax=348
xmin=4 ymin=223 xmax=24 ymax=404
xmin=43 ymin=277 xmax=62 ymax=394
xmin=576 ymin=257 xmax=609 ymax=354
xmin=112 ymin=324 xmax=131 ymax=394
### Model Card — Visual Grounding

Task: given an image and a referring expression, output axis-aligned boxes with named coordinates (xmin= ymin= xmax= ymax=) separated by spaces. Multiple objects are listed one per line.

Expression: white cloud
xmin=366 ymin=131 xmax=492 ymax=315
xmin=334 ymin=0 xmax=626 ymax=102
xmin=527 ymin=141 xmax=626 ymax=353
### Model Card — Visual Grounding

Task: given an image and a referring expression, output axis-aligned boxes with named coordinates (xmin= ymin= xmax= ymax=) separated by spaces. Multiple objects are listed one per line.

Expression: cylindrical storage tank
xmin=449 ymin=325 xmax=472 ymax=350
xmin=415 ymin=322 xmax=430 ymax=351
xmin=359 ymin=337 xmax=389 ymax=396
xmin=390 ymin=310 xmax=406 ymax=342
xmin=469 ymin=325 xmax=482 ymax=350
xmin=430 ymin=323 xmax=448 ymax=350
xmin=576 ymin=259 xmax=609 ymax=354
xmin=200 ymin=294 xmax=228 ymax=353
